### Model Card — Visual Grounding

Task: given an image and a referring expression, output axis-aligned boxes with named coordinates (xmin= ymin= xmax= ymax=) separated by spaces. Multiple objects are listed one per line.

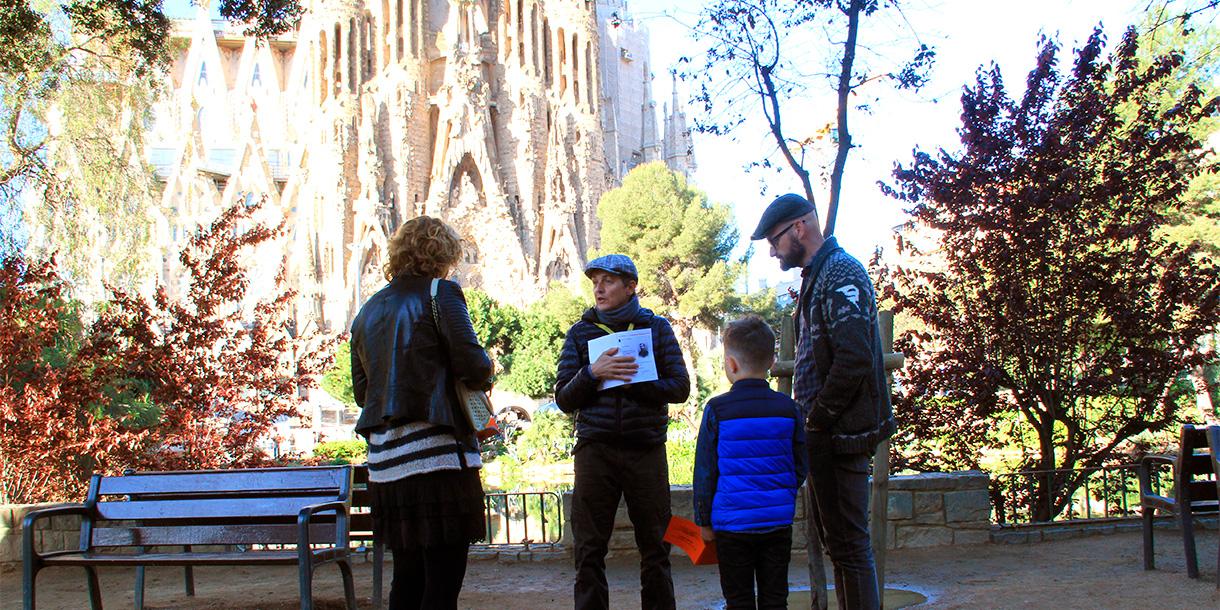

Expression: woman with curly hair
xmin=350 ymin=215 xmax=493 ymax=610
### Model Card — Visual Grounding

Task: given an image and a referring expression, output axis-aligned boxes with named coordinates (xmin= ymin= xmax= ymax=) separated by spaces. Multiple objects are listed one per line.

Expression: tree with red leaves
xmin=1 ymin=201 xmax=336 ymax=503
xmin=878 ymin=28 xmax=1220 ymax=521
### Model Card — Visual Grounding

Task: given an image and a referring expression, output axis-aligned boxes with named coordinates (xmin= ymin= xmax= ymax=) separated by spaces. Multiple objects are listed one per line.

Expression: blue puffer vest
xmin=695 ymin=379 xmax=807 ymax=532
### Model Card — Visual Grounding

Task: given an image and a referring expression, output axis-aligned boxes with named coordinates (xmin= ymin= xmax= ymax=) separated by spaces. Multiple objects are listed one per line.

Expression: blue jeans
xmin=809 ymin=452 xmax=879 ymax=610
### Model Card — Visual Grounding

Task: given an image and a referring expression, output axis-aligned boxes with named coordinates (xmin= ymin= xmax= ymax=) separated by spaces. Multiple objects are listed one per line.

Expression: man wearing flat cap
xmin=752 ymin=194 xmax=895 ymax=610
xmin=554 ymin=254 xmax=691 ymax=610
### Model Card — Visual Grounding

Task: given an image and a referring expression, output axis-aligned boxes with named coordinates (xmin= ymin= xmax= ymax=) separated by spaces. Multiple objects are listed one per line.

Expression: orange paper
xmin=663 ymin=515 xmax=718 ymax=565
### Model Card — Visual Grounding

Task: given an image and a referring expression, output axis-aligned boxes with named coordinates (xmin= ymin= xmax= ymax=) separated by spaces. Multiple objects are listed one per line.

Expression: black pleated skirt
xmin=369 ymin=467 xmax=486 ymax=551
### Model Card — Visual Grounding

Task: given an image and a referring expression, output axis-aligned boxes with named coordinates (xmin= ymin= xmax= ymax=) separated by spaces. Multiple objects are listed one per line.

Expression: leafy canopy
xmin=878 ymin=26 xmax=1220 ymax=520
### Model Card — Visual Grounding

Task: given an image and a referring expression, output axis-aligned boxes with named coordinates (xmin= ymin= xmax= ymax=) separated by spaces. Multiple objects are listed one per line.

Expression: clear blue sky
xmin=635 ymin=0 xmax=1161 ymax=290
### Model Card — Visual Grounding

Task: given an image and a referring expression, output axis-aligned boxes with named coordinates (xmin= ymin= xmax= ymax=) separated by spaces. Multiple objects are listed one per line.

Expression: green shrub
xmin=512 ymin=409 xmax=576 ymax=462
xmin=666 ymin=416 xmax=700 ymax=485
xmin=313 ymin=439 xmax=367 ymax=464
xmin=320 ymin=341 xmax=357 ymax=407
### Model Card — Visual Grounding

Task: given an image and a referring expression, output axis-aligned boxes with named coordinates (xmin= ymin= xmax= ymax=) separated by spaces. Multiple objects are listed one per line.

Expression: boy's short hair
xmin=722 ymin=315 xmax=776 ymax=372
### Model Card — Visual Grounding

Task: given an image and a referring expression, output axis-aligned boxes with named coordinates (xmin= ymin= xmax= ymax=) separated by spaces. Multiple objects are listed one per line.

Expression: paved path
xmin=3 ymin=530 xmax=1216 ymax=609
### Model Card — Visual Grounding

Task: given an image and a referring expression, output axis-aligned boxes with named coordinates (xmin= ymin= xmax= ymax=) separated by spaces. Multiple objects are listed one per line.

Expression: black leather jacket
xmin=554 ymin=306 xmax=690 ymax=449
xmin=351 ymin=275 xmax=493 ymax=437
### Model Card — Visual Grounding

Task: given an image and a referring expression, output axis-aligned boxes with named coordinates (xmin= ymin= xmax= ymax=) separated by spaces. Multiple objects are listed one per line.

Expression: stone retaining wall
xmin=561 ymin=470 xmax=994 ymax=555
xmin=0 ymin=503 xmax=81 ymax=568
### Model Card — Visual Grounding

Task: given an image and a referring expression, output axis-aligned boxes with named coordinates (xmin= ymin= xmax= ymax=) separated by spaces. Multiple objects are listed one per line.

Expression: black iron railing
xmin=476 ymin=490 xmax=564 ymax=548
xmin=991 ymin=464 xmax=1173 ymax=526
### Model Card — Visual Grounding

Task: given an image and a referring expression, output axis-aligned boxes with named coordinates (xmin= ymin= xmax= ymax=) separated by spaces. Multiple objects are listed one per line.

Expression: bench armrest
xmin=298 ymin=501 xmax=350 ymax=551
xmin=1137 ymin=454 xmax=1175 ymax=496
xmin=22 ymin=504 xmax=90 ymax=561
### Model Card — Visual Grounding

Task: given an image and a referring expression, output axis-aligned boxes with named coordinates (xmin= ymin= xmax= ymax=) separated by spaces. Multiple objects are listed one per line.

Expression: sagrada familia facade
xmin=144 ymin=0 xmax=695 ymax=333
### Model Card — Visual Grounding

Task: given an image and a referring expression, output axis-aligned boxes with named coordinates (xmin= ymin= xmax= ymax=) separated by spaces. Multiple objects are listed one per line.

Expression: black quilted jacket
xmin=554 ymin=306 xmax=690 ymax=449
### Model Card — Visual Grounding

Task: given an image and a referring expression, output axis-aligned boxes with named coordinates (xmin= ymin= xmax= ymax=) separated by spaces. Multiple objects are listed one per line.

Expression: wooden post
xmin=774 ymin=316 xmax=829 ymax=610
xmin=871 ymin=310 xmax=898 ymax=606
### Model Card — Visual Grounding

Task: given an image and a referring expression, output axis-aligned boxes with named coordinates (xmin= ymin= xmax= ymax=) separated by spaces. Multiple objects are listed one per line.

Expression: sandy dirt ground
xmin=3 ymin=530 xmax=1217 ymax=609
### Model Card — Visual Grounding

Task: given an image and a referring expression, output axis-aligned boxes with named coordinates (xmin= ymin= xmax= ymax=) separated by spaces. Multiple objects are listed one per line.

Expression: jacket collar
xmin=801 ymin=236 xmax=841 ymax=280
xmin=730 ymin=378 xmax=771 ymax=391
xmin=581 ymin=304 xmax=654 ymax=330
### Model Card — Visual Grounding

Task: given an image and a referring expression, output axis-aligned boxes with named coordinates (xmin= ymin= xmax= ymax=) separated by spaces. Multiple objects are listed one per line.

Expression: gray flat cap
xmin=751 ymin=193 xmax=815 ymax=240
xmin=585 ymin=254 xmax=638 ymax=282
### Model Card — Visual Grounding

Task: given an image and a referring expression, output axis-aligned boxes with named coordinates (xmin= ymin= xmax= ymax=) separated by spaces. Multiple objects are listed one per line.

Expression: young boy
xmin=693 ymin=315 xmax=807 ymax=610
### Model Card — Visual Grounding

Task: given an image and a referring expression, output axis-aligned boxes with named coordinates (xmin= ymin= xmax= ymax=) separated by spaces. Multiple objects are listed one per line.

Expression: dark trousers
xmin=571 ymin=442 xmax=675 ymax=610
xmin=388 ymin=542 xmax=469 ymax=610
xmin=716 ymin=526 xmax=793 ymax=610
xmin=809 ymin=452 xmax=879 ymax=610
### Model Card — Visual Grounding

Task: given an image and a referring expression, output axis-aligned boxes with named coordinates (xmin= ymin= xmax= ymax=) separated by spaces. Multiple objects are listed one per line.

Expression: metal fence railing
xmin=990 ymin=464 xmax=1174 ymax=526
xmin=477 ymin=491 xmax=564 ymax=548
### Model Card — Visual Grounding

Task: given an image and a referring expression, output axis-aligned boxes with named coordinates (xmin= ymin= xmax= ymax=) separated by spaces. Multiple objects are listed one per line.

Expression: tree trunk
xmin=1191 ymin=364 xmax=1216 ymax=421
xmin=672 ymin=319 xmax=700 ymax=425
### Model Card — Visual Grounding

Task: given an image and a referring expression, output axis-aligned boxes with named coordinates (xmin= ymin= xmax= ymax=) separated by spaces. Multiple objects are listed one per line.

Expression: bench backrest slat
xmin=1177 ymin=425 xmax=1220 ymax=507
xmin=98 ymin=467 xmax=349 ymax=497
xmin=92 ymin=524 xmax=338 ymax=547
xmin=85 ymin=466 xmax=352 ymax=550
xmin=96 ymin=495 xmax=342 ymax=521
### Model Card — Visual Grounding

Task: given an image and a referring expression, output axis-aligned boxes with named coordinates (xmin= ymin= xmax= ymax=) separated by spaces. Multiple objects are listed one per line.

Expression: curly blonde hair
xmin=383 ymin=216 xmax=463 ymax=280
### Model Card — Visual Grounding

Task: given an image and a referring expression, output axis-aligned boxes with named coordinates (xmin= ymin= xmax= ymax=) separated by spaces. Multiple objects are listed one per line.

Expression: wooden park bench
xmin=21 ymin=465 xmax=358 ymax=610
xmin=1139 ymin=424 xmax=1220 ymax=585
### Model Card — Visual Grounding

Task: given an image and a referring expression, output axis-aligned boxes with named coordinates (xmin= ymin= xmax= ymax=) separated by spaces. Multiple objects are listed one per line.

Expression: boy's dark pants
xmin=716 ymin=526 xmax=793 ymax=610
xmin=571 ymin=442 xmax=675 ymax=610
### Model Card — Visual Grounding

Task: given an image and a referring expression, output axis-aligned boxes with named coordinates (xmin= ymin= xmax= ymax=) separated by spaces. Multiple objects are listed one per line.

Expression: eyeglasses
xmin=767 ymin=219 xmax=802 ymax=247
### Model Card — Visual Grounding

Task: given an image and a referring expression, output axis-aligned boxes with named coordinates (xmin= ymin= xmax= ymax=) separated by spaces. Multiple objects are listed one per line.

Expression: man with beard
xmin=752 ymin=193 xmax=895 ymax=610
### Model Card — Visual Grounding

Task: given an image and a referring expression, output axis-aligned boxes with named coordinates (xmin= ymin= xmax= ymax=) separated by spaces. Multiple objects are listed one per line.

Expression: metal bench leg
xmin=22 ymin=563 xmax=37 ymax=610
xmin=134 ymin=566 xmax=145 ymax=610
xmin=183 ymin=544 xmax=195 ymax=596
xmin=1142 ymin=507 xmax=1155 ymax=570
xmin=338 ymin=560 xmax=358 ymax=610
xmin=373 ymin=542 xmax=384 ymax=610
xmin=299 ymin=560 xmax=314 ymax=610
xmin=84 ymin=566 xmax=103 ymax=610
xmin=1182 ymin=508 xmax=1200 ymax=579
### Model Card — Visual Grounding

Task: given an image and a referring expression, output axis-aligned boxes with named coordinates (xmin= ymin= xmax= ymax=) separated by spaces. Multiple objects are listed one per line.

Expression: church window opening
xmin=410 ymin=0 xmax=419 ymax=57
xmin=198 ymin=62 xmax=208 ymax=86
xmin=396 ymin=0 xmax=404 ymax=61
xmin=251 ymin=63 xmax=262 ymax=88
xmin=543 ymin=20 xmax=551 ymax=88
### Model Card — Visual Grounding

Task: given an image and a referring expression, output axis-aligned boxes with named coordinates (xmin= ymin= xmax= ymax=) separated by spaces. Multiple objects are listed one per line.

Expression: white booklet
xmin=587 ymin=328 xmax=659 ymax=390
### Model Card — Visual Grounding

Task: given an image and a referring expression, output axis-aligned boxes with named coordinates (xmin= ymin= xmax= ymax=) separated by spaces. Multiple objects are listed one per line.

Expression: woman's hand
xmin=590 ymin=347 xmax=638 ymax=382
xmin=700 ymin=526 xmax=715 ymax=542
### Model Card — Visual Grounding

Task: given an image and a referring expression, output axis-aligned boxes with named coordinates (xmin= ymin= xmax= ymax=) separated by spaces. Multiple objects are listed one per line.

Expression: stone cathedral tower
xmin=147 ymin=0 xmax=608 ymax=332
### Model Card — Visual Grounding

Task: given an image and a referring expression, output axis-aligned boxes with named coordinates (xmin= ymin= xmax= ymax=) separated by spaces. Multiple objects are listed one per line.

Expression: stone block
xmin=889 ymin=471 xmax=989 ymax=492
xmin=952 ymin=529 xmax=992 ymax=545
xmin=944 ymin=489 xmax=992 ymax=523
xmin=914 ymin=511 xmax=945 ymax=525
xmin=990 ymin=529 xmax=1039 ymax=544
xmin=0 ymin=534 xmax=19 ymax=564
xmin=887 ymin=491 xmax=913 ymax=520
xmin=1041 ymin=527 xmax=1082 ymax=541
xmin=1080 ymin=523 xmax=1116 ymax=537
xmin=894 ymin=525 xmax=953 ymax=549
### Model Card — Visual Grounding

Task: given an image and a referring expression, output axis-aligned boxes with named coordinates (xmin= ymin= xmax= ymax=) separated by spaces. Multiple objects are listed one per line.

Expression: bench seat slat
xmin=96 ymin=496 xmax=344 ymax=521
xmin=99 ymin=467 xmax=348 ymax=496
xmin=41 ymin=549 xmax=346 ymax=567
xmin=91 ymin=524 xmax=338 ymax=547
xmin=1187 ymin=480 xmax=1218 ymax=503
